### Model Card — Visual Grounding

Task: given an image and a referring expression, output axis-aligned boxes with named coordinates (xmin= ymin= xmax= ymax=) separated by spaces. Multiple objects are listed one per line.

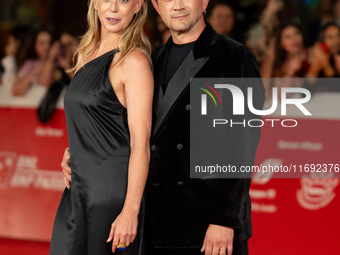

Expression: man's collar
xmin=155 ymin=22 xmax=216 ymax=61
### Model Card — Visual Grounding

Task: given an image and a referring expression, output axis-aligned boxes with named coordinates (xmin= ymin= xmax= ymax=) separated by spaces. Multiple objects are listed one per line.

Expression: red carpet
xmin=0 ymin=238 xmax=50 ymax=255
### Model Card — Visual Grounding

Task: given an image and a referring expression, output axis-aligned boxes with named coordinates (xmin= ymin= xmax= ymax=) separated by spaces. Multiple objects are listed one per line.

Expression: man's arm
xmin=61 ymin=147 xmax=71 ymax=189
xmin=201 ymin=47 xmax=265 ymax=255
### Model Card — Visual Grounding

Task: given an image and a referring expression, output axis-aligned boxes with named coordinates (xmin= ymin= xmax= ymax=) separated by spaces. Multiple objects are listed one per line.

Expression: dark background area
xmin=0 ymin=0 xmax=324 ymax=56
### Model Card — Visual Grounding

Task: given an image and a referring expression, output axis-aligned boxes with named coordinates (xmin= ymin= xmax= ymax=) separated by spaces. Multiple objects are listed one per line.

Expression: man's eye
xmin=118 ymin=0 xmax=129 ymax=3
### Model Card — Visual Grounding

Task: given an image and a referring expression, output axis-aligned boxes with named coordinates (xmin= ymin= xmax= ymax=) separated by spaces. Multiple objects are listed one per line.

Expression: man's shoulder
xmin=211 ymin=33 xmax=250 ymax=57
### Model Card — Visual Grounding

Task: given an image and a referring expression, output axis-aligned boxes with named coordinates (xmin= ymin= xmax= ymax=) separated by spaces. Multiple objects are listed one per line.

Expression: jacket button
xmin=177 ymin=181 xmax=184 ymax=187
xmin=151 ymin=145 xmax=156 ymax=151
xmin=185 ymin=104 xmax=191 ymax=111
xmin=177 ymin=143 xmax=183 ymax=150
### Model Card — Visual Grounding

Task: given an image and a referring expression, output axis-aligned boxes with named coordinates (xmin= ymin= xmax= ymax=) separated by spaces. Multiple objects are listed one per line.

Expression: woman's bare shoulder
xmin=122 ymin=49 xmax=150 ymax=68
xmin=111 ymin=48 xmax=152 ymax=80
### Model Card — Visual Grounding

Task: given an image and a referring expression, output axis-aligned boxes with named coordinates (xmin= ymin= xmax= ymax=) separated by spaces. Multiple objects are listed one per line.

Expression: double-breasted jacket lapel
xmin=152 ymin=39 xmax=171 ymax=118
xmin=151 ymin=24 xmax=216 ymax=140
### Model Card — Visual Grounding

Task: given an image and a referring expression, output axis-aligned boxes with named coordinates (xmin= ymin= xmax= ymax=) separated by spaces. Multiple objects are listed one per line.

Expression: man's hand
xmin=61 ymin=147 xmax=71 ymax=189
xmin=201 ymin=224 xmax=234 ymax=255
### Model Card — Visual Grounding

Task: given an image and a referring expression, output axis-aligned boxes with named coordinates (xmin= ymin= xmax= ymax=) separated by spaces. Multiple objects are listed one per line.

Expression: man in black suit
xmin=147 ymin=0 xmax=264 ymax=254
xmin=62 ymin=0 xmax=264 ymax=254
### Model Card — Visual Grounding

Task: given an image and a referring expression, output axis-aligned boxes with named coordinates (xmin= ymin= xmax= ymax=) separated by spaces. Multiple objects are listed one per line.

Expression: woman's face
xmin=324 ymin=25 xmax=340 ymax=54
xmin=93 ymin=0 xmax=142 ymax=35
xmin=280 ymin=26 xmax=304 ymax=54
xmin=35 ymin=31 xmax=52 ymax=60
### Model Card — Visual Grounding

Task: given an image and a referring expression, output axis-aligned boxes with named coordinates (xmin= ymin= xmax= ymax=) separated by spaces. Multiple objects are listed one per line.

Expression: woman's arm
xmin=106 ymin=49 xmax=154 ymax=253
xmin=12 ymin=62 xmax=42 ymax=96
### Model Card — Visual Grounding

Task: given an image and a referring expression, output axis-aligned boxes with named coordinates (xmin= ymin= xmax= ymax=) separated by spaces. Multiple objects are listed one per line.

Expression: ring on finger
xmin=117 ymin=241 xmax=126 ymax=251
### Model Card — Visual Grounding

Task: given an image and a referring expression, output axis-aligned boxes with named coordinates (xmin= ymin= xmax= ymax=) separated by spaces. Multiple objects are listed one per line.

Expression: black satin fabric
xmin=49 ymin=49 xmax=145 ymax=255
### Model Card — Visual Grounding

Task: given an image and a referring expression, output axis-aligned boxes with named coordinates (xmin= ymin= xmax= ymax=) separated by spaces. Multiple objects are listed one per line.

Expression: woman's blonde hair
xmin=71 ymin=0 xmax=151 ymax=72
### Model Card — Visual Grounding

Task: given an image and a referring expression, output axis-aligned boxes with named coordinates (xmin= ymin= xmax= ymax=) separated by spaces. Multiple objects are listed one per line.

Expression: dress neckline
xmin=74 ymin=48 xmax=119 ymax=77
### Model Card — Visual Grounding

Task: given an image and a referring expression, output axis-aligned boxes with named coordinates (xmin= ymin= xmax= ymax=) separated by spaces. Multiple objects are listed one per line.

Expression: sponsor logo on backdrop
xmin=35 ymin=127 xmax=64 ymax=137
xmin=0 ymin=152 xmax=64 ymax=191
xmin=0 ymin=152 xmax=16 ymax=188
xmin=277 ymin=140 xmax=323 ymax=151
xmin=250 ymin=158 xmax=279 ymax=213
xmin=297 ymin=172 xmax=339 ymax=210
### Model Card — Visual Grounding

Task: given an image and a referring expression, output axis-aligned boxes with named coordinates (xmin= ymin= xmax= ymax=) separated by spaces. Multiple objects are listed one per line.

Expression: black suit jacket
xmin=147 ymin=23 xmax=265 ymax=248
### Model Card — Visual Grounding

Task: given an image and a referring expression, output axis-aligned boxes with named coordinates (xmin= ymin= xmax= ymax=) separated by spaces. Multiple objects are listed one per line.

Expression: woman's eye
xmin=118 ymin=0 xmax=129 ymax=3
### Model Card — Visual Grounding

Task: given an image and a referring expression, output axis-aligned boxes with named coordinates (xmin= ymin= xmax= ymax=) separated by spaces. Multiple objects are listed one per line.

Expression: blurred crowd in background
xmin=1 ymin=0 xmax=340 ymax=110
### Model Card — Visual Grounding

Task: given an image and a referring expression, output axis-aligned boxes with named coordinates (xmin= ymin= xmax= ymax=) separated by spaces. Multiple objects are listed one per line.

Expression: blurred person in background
xmin=262 ymin=23 xmax=312 ymax=79
xmin=207 ymin=1 xmax=235 ymax=38
xmin=246 ymin=0 xmax=284 ymax=63
xmin=39 ymin=29 xmax=80 ymax=88
xmin=308 ymin=22 xmax=340 ymax=78
xmin=0 ymin=25 xmax=31 ymax=90
xmin=261 ymin=23 xmax=312 ymax=99
xmin=308 ymin=0 xmax=340 ymax=44
xmin=12 ymin=29 xmax=52 ymax=96
xmin=37 ymin=30 xmax=80 ymax=123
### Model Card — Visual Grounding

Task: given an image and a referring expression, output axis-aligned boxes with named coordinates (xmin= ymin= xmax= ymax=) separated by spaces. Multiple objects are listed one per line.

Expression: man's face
xmin=152 ymin=0 xmax=208 ymax=33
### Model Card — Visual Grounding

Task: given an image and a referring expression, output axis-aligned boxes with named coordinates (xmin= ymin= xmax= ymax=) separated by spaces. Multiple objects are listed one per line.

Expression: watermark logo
xmin=200 ymin=84 xmax=312 ymax=116
xmin=198 ymin=83 xmax=223 ymax=115
xmin=190 ymin=78 xmax=339 ymax=179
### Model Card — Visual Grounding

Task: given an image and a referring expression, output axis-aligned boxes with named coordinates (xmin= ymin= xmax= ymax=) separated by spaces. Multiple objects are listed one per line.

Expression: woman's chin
xmin=103 ymin=25 xmax=126 ymax=35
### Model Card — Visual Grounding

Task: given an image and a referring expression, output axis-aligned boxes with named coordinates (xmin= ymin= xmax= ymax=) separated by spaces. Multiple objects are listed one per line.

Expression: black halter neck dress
xmin=49 ymin=48 xmax=145 ymax=255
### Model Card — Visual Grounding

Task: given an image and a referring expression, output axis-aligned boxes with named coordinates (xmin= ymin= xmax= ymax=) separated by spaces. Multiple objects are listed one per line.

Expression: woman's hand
xmin=49 ymin=41 xmax=61 ymax=62
xmin=286 ymin=57 xmax=301 ymax=77
xmin=107 ymin=209 xmax=138 ymax=253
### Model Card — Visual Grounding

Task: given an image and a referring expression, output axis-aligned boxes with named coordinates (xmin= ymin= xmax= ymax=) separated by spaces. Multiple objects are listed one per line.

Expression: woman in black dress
xmin=49 ymin=0 xmax=153 ymax=254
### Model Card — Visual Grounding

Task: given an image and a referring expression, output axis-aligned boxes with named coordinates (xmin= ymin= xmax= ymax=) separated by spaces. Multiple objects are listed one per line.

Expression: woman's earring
xmin=203 ymin=10 xmax=207 ymax=15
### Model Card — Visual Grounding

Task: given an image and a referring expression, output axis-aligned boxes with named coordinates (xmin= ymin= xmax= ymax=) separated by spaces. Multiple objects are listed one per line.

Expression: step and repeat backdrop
xmin=0 ymin=85 xmax=339 ymax=254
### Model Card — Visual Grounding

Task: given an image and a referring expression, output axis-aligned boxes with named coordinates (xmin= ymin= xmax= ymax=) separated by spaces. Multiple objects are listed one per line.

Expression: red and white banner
xmin=250 ymin=117 xmax=340 ymax=254
xmin=0 ymin=107 xmax=68 ymax=241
